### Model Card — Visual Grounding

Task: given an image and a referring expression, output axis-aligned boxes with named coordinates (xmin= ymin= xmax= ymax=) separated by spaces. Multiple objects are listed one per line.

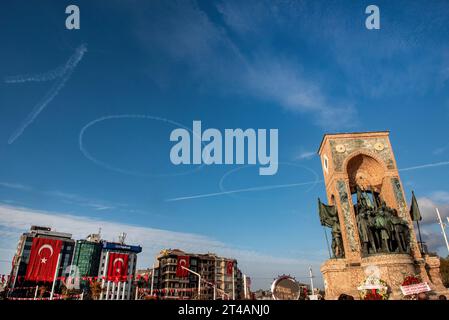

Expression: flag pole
xmin=34 ymin=285 xmax=38 ymax=300
xmin=232 ymin=264 xmax=235 ymax=300
xmin=323 ymin=227 xmax=332 ymax=259
xmin=416 ymin=219 xmax=424 ymax=253
xmin=181 ymin=266 xmax=201 ymax=300
xmin=436 ymin=208 xmax=449 ymax=254
xmin=243 ymin=274 xmax=247 ymax=300
xmin=50 ymin=253 xmax=62 ymax=300
xmin=150 ymin=263 xmax=155 ymax=296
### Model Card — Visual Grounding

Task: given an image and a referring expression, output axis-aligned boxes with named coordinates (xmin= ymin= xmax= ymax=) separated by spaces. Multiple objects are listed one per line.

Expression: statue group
xmin=319 ymin=186 xmax=411 ymax=258
xmin=354 ymin=187 xmax=410 ymax=256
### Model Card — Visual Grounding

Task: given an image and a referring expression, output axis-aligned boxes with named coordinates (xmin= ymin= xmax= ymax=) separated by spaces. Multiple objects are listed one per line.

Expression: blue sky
xmin=1 ymin=0 xmax=449 ymax=290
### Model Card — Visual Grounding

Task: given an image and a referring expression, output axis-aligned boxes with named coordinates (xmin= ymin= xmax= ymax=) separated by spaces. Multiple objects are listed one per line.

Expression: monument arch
xmin=317 ymin=131 xmax=448 ymax=299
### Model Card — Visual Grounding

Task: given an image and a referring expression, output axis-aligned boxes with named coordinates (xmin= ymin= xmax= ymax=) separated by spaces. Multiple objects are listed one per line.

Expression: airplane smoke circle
xmin=78 ymin=114 xmax=207 ymax=178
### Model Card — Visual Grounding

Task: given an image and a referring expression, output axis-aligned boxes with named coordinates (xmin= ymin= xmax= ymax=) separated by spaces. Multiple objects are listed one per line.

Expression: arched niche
xmin=345 ymin=152 xmax=386 ymax=195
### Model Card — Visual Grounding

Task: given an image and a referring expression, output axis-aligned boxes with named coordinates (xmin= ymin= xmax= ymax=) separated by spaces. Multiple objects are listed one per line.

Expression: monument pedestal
xmin=321 ymin=254 xmax=448 ymax=300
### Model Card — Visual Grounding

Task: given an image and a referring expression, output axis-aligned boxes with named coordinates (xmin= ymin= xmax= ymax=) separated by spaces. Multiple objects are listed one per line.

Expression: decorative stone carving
xmin=337 ymin=180 xmax=357 ymax=252
xmin=330 ymin=138 xmax=395 ymax=172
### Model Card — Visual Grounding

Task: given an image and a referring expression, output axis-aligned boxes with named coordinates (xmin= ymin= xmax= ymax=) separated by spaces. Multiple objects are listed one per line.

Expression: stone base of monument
xmin=321 ymin=253 xmax=448 ymax=300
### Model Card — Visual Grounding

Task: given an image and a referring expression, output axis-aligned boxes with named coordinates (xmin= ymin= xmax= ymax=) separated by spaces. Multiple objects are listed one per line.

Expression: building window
xmin=323 ymin=155 xmax=329 ymax=174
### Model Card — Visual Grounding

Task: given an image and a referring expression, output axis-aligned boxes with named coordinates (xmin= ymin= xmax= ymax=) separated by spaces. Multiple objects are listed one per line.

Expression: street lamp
xmin=181 ymin=266 xmax=201 ymax=300
xmin=203 ymin=280 xmax=216 ymax=300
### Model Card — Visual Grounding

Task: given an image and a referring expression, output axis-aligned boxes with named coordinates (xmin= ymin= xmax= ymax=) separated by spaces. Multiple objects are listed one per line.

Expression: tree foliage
xmin=440 ymin=256 xmax=449 ymax=288
xmin=89 ymin=280 xmax=104 ymax=300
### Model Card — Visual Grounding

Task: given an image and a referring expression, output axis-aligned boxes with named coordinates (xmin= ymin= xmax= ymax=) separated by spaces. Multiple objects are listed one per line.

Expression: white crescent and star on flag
xmin=112 ymin=257 xmax=125 ymax=273
xmin=37 ymin=244 xmax=54 ymax=264
xmin=179 ymin=258 xmax=187 ymax=268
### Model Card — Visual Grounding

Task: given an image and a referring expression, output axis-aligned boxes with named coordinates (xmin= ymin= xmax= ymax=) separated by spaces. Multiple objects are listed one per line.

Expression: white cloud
xmin=295 ymin=150 xmax=316 ymax=161
xmin=0 ymin=204 xmax=324 ymax=289
xmin=0 ymin=182 xmax=32 ymax=191
xmin=430 ymin=191 xmax=449 ymax=203
xmin=417 ymin=195 xmax=449 ymax=225
xmin=0 ymin=181 xmax=154 ymax=216
xmin=416 ymin=193 xmax=449 ymax=255
xmin=243 ymin=57 xmax=357 ymax=129
xmin=132 ymin=1 xmax=356 ymax=129
xmin=432 ymin=145 xmax=449 ymax=155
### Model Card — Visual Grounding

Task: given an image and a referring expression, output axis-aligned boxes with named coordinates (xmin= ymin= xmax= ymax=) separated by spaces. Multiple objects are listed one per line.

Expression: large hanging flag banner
xmin=176 ymin=256 xmax=190 ymax=277
xmin=107 ymin=252 xmax=129 ymax=282
xmin=25 ymin=238 xmax=62 ymax=282
xmin=226 ymin=261 xmax=234 ymax=275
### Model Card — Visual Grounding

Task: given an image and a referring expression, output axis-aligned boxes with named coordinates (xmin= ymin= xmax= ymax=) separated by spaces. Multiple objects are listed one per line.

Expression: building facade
xmin=70 ymin=233 xmax=103 ymax=290
xmin=98 ymin=241 xmax=142 ymax=300
xmin=8 ymin=226 xmax=75 ymax=295
xmin=152 ymin=249 xmax=245 ymax=300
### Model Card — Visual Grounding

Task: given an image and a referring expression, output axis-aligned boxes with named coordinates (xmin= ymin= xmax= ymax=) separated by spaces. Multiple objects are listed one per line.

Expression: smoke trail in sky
xmin=7 ymin=43 xmax=87 ymax=144
xmin=79 ymin=114 xmax=206 ymax=177
xmin=4 ymin=66 xmax=66 ymax=83
xmin=167 ymin=159 xmax=449 ymax=202
xmin=398 ymin=161 xmax=449 ymax=172
xmin=217 ymin=163 xmax=320 ymax=200
xmin=166 ymin=180 xmax=324 ymax=202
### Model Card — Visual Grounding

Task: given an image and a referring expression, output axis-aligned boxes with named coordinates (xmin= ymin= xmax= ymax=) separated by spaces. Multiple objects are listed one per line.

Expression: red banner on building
xmin=107 ymin=253 xmax=129 ymax=281
xmin=226 ymin=261 xmax=234 ymax=275
xmin=176 ymin=256 xmax=190 ymax=277
xmin=25 ymin=238 xmax=62 ymax=282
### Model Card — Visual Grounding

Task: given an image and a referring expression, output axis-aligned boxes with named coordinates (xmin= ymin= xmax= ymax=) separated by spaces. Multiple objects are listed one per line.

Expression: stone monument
xmin=317 ymin=131 xmax=447 ymax=299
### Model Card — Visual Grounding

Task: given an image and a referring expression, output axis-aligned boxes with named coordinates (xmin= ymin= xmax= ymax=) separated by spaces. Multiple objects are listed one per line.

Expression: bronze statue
xmin=357 ymin=210 xmax=377 ymax=255
xmin=354 ymin=190 xmax=411 ymax=254
xmin=319 ymin=188 xmax=412 ymax=258
xmin=331 ymin=216 xmax=344 ymax=258
xmin=390 ymin=209 xmax=410 ymax=253
xmin=318 ymin=198 xmax=345 ymax=258
xmin=355 ymin=187 xmax=378 ymax=255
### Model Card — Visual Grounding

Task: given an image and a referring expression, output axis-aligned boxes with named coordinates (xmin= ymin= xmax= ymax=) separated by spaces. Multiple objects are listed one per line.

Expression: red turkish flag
xmin=25 ymin=238 xmax=62 ymax=282
xmin=176 ymin=256 xmax=190 ymax=277
xmin=107 ymin=253 xmax=129 ymax=281
xmin=226 ymin=261 xmax=234 ymax=275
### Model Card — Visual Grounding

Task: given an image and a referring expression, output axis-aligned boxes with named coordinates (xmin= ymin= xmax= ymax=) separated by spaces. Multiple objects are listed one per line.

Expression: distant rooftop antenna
xmin=118 ymin=232 xmax=127 ymax=244
xmin=98 ymin=227 xmax=102 ymax=237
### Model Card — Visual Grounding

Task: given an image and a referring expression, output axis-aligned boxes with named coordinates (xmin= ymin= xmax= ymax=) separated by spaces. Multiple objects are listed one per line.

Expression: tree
xmin=89 ymin=280 xmax=104 ymax=300
xmin=440 ymin=256 xmax=449 ymax=288
xmin=60 ymin=284 xmax=81 ymax=300
xmin=38 ymin=285 xmax=48 ymax=298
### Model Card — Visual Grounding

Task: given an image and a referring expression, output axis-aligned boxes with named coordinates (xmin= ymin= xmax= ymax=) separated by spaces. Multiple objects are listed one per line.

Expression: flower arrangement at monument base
xmin=402 ymin=274 xmax=421 ymax=286
xmin=400 ymin=274 xmax=431 ymax=299
xmin=358 ymin=276 xmax=389 ymax=300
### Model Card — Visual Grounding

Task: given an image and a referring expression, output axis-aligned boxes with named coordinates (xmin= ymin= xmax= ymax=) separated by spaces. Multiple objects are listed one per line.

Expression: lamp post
xmin=50 ymin=253 xmax=62 ymax=300
xmin=203 ymin=279 xmax=216 ymax=300
xmin=181 ymin=266 xmax=201 ymax=300
xmin=309 ymin=266 xmax=315 ymax=296
xmin=150 ymin=263 xmax=155 ymax=296
xmin=436 ymin=208 xmax=449 ymax=254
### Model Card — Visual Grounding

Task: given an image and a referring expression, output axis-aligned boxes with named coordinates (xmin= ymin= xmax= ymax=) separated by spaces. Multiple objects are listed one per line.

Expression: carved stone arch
xmin=343 ymin=150 xmax=388 ymax=194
